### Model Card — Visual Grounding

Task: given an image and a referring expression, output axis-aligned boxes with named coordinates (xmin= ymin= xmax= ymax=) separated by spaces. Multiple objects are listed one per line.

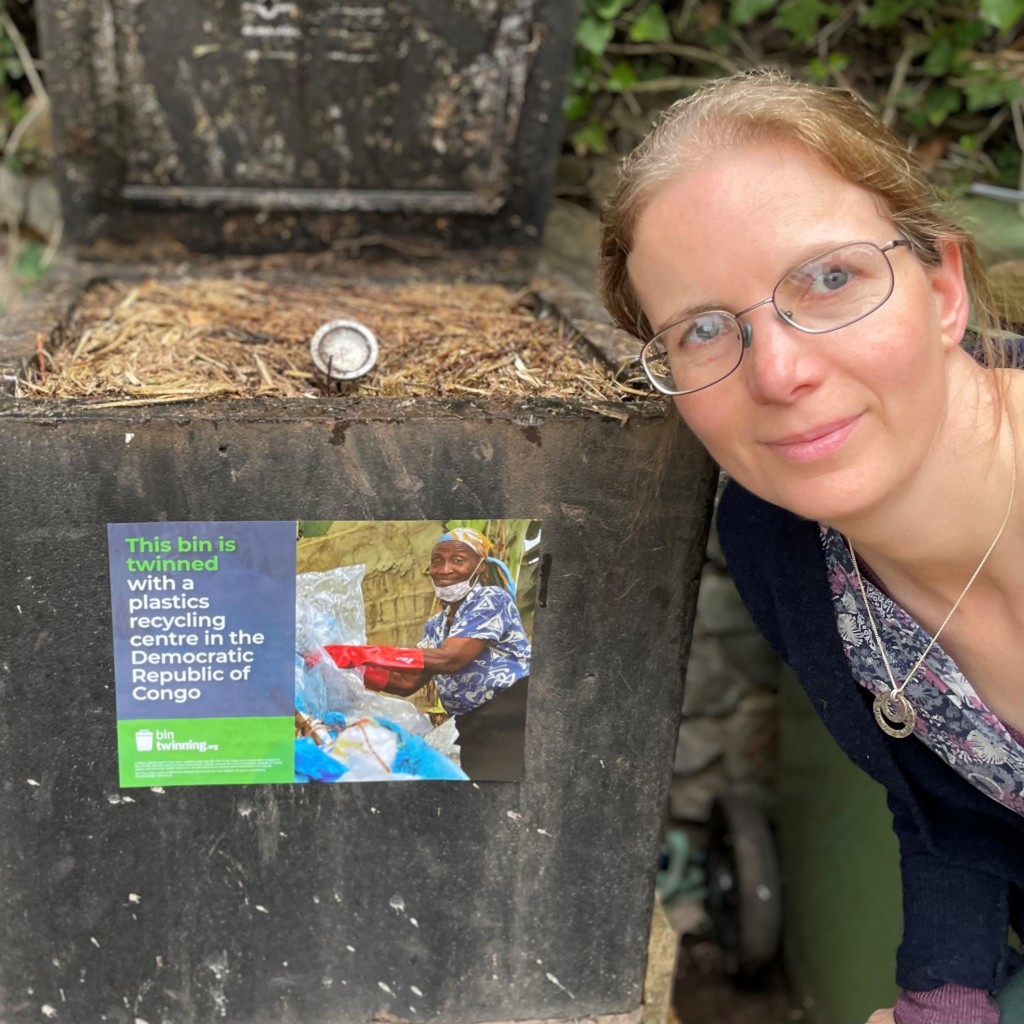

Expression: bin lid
xmin=38 ymin=0 xmax=577 ymax=251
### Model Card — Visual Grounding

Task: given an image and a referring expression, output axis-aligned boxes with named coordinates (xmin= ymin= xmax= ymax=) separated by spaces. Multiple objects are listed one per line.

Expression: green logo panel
xmin=118 ymin=717 xmax=294 ymax=787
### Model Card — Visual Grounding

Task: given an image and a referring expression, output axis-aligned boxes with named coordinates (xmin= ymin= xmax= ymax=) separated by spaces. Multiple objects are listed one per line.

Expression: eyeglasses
xmin=639 ymin=239 xmax=911 ymax=396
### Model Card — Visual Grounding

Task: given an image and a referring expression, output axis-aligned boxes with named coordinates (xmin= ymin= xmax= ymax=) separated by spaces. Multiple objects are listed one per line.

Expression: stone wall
xmin=668 ymin=516 xmax=783 ymax=825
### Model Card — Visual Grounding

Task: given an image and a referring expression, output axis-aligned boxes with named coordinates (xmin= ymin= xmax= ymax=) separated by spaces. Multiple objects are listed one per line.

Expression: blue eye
xmin=683 ymin=314 xmax=731 ymax=345
xmin=809 ymin=263 xmax=853 ymax=293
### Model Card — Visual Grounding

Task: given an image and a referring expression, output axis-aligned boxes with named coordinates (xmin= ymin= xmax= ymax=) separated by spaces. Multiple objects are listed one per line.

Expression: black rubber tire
xmin=705 ymin=791 xmax=783 ymax=987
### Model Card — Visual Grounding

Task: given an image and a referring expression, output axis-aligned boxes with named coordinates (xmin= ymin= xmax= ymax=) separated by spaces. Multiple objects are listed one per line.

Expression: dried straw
xmin=22 ymin=277 xmax=647 ymax=405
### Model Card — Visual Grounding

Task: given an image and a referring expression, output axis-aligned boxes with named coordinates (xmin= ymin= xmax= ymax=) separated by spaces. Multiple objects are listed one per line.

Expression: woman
xmin=599 ymin=70 xmax=1024 ymax=1024
xmin=327 ymin=527 xmax=531 ymax=781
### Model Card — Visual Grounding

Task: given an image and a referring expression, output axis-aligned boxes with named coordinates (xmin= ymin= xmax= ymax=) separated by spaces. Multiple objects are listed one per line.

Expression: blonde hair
xmin=599 ymin=69 xmax=1004 ymax=367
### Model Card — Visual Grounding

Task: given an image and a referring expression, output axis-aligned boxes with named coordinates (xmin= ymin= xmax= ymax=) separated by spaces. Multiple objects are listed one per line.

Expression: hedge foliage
xmin=567 ymin=0 xmax=1024 ymax=189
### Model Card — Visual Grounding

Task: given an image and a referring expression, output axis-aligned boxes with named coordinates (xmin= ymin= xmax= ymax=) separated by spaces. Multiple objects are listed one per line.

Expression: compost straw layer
xmin=23 ymin=277 xmax=648 ymax=406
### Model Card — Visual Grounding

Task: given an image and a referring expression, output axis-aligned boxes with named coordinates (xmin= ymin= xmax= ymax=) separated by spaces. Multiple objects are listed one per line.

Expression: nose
xmin=740 ymin=305 xmax=825 ymax=404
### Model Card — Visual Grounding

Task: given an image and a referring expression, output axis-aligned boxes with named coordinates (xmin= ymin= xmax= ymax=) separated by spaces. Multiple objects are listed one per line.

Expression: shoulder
xmin=463 ymin=584 xmax=517 ymax=611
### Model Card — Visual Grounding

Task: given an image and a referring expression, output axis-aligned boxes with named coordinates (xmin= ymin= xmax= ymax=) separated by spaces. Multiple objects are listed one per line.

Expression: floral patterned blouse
xmin=419 ymin=584 xmax=531 ymax=716
xmin=822 ymin=524 xmax=1024 ymax=817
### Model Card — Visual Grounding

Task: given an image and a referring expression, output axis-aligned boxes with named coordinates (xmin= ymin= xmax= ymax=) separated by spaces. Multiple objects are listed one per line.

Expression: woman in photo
xmin=327 ymin=527 xmax=531 ymax=781
xmin=600 ymin=69 xmax=1024 ymax=1024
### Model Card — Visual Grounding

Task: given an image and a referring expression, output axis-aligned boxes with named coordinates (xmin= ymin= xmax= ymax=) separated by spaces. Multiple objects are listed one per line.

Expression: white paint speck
xmin=506 ymin=810 xmax=523 ymax=823
xmin=321 ymin=978 xmax=333 ymax=989
xmin=26 ymin=779 xmax=39 ymax=787
xmin=15 ymin=605 xmax=22 ymax=614
xmin=149 ymin=787 xmax=165 ymax=795
xmin=135 ymin=1018 xmax=150 ymax=1024
xmin=370 ymin=806 xmax=380 ymax=815
xmin=536 ymin=828 xmax=551 ymax=837
xmin=125 ymin=433 xmax=135 ymax=444
xmin=59 ymin=989 xmax=66 ymax=1003
xmin=312 ymin=895 xmax=320 ymax=904
xmin=389 ymin=894 xmax=405 ymax=913
xmin=345 ymin=945 xmax=355 ymax=953
xmin=255 ymin=905 xmax=269 ymax=914
xmin=90 ymin=937 xmax=100 ymax=948
xmin=546 ymin=973 xmax=575 ymax=999
xmin=378 ymin=981 xmax=396 ymax=997
xmin=599 ymin=759 xmax=605 ymax=768
xmin=410 ymin=985 xmax=423 ymax=996
xmin=51 ymin=958 xmax=60 ymax=968
xmin=128 ymin=893 xmax=141 ymax=904
xmin=41 ymin=1006 xmax=58 ymax=1019
xmin=409 ymin=917 xmax=418 ymax=928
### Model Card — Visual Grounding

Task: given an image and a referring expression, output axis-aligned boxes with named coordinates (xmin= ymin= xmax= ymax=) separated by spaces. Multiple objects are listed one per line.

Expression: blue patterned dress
xmin=418 ymin=585 xmax=531 ymax=715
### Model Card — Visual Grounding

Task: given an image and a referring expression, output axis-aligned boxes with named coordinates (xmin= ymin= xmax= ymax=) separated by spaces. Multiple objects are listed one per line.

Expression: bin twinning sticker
xmin=108 ymin=521 xmax=297 ymax=787
xmin=107 ymin=519 xmax=539 ymax=788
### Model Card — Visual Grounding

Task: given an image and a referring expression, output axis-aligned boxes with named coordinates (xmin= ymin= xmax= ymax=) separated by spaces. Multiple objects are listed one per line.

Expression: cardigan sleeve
xmin=887 ymin=788 xmax=1016 ymax=994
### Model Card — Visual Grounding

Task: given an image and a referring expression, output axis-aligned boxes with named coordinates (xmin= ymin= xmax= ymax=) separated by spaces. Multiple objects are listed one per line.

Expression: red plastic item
xmin=362 ymin=667 xmax=391 ymax=691
xmin=323 ymin=644 xmax=425 ymax=671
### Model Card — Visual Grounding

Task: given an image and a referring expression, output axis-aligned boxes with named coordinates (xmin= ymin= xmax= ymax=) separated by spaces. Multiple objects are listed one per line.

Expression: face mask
xmin=433 ymin=559 xmax=484 ymax=603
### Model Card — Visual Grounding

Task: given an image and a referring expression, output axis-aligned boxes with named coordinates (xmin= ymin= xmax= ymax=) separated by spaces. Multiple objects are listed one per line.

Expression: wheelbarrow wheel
xmin=705 ymin=791 xmax=782 ymax=988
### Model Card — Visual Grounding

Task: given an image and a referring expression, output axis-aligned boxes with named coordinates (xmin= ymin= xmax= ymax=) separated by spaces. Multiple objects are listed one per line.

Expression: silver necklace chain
xmin=847 ymin=419 xmax=1017 ymax=738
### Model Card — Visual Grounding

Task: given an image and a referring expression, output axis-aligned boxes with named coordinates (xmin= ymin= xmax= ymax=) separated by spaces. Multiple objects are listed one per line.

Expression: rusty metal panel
xmin=36 ymin=0 xmax=578 ymax=249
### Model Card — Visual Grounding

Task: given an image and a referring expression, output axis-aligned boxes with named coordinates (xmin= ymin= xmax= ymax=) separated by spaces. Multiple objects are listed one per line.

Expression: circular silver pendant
xmin=873 ymin=690 xmax=916 ymax=739
xmin=310 ymin=319 xmax=379 ymax=380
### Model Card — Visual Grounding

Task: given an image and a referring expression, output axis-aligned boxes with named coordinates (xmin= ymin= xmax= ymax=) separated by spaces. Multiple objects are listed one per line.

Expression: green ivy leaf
xmin=964 ymin=75 xmax=1023 ymax=111
xmin=730 ymin=0 xmax=779 ymax=26
xmin=563 ymin=92 xmax=592 ymax=121
xmin=590 ymin=0 xmax=629 ymax=18
xmin=576 ymin=16 xmax=616 ymax=55
xmin=921 ymin=83 xmax=962 ymax=127
xmin=629 ymin=5 xmax=672 ymax=41
xmin=571 ymin=121 xmax=609 ymax=155
xmin=922 ymin=34 xmax=953 ymax=76
xmin=605 ymin=59 xmax=639 ymax=92
xmin=980 ymin=0 xmax=1024 ymax=31
xmin=859 ymin=0 xmax=917 ymax=29
xmin=773 ymin=0 xmax=840 ymax=44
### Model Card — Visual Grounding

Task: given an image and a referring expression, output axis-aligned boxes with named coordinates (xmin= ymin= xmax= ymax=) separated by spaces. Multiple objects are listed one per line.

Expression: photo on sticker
xmin=294 ymin=518 xmax=540 ymax=783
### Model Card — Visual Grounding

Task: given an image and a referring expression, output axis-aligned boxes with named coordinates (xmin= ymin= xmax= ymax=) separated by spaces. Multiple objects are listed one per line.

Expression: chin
xmin=738 ymin=474 xmax=881 ymax=527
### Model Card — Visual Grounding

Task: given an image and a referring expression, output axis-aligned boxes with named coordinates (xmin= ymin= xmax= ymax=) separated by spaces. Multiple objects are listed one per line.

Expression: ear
xmin=927 ymin=239 xmax=970 ymax=353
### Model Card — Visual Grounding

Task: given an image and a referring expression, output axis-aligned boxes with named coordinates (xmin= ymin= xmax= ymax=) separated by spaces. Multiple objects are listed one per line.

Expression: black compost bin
xmin=0 ymin=4 xmax=717 ymax=1023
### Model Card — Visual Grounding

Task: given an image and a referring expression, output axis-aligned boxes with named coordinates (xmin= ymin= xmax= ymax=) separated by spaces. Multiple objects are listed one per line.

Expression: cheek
xmin=672 ymin=394 xmax=740 ymax=465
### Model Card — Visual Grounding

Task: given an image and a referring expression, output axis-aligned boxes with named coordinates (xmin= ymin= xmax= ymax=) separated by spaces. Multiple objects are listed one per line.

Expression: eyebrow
xmin=652 ymin=238 xmax=862 ymax=331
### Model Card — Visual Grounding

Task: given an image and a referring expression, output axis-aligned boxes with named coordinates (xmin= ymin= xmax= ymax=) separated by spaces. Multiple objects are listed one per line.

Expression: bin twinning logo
xmin=134 ymin=728 xmax=218 ymax=753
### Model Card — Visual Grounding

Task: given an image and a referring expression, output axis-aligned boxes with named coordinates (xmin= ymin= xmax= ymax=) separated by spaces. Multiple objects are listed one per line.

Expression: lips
xmin=764 ymin=414 xmax=862 ymax=462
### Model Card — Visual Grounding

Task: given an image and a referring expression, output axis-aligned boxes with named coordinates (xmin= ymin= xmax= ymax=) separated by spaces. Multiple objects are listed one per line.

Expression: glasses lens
xmin=775 ymin=243 xmax=895 ymax=332
xmin=642 ymin=312 xmax=745 ymax=395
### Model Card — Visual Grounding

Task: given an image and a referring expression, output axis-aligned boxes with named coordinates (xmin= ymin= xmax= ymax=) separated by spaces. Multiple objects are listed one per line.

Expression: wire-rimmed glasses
xmin=639 ymin=239 xmax=911 ymax=396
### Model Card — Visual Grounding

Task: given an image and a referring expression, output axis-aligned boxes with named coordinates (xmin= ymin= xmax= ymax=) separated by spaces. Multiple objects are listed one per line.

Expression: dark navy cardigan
xmin=718 ymin=479 xmax=1024 ymax=993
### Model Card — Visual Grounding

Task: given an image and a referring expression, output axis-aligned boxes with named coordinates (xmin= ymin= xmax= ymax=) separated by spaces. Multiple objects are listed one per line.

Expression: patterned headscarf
xmin=437 ymin=527 xmax=517 ymax=598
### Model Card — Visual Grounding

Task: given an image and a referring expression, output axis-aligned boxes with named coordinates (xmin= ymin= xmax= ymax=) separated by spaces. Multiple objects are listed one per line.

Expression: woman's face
xmin=428 ymin=541 xmax=482 ymax=586
xmin=627 ymin=141 xmax=969 ymax=526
